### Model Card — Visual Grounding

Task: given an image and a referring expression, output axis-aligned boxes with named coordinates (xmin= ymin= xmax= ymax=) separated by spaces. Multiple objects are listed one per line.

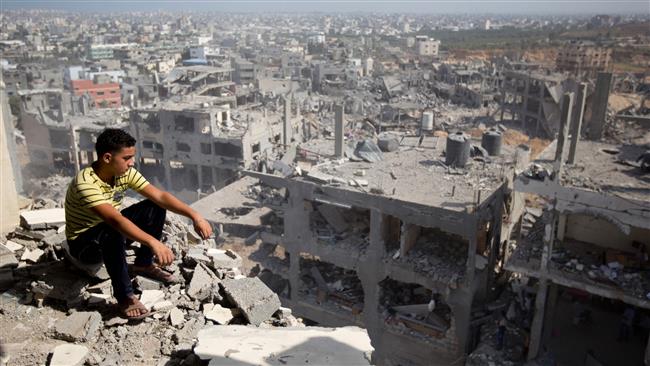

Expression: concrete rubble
xmin=0 ymin=201 xmax=310 ymax=365
xmin=48 ymin=344 xmax=90 ymax=366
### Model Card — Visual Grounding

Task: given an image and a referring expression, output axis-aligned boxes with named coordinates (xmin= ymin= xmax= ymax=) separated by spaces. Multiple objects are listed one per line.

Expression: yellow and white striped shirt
xmin=65 ymin=166 xmax=149 ymax=240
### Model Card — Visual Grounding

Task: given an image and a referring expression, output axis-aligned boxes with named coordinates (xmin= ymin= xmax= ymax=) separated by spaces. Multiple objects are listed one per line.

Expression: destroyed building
xmin=131 ymin=95 xmax=303 ymax=202
xmin=190 ymin=105 xmax=536 ymax=365
xmin=505 ymin=116 xmax=650 ymax=365
xmin=18 ymin=88 xmax=126 ymax=176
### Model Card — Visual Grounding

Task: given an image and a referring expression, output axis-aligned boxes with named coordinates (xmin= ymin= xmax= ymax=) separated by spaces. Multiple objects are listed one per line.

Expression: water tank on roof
xmin=445 ymin=132 xmax=471 ymax=168
xmin=481 ymin=128 xmax=503 ymax=156
xmin=421 ymin=111 xmax=434 ymax=131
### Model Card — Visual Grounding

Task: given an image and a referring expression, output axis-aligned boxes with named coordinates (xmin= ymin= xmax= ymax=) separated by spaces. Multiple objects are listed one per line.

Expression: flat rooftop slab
xmin=297 ymin=135 xmax=515 ymax=210
xmin=191 ymin=176 xmax=272 ymax=231
xmin=560 ymin=141 xmax=650 ymax=203
xmin=194 ymin=325 xmax=373 ymax=365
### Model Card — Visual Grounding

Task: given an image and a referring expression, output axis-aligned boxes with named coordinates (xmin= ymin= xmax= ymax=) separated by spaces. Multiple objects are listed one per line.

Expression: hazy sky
xmin=3 ymin=0 xmax=649 ymax=14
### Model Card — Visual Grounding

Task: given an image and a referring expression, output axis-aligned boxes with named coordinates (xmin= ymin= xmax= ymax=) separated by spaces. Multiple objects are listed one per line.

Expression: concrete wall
xmin=0 ymin=88 xmax=19 ymax=233
xmin=564 ymin=213 xmax=650 ymax=251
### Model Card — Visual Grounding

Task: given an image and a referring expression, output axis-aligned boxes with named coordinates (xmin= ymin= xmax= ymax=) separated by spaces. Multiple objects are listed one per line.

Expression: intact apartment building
xmin=556 ymin=41 xmax=612 ymax=79
xmin=415 ymin=35 xmax=441 ymax=57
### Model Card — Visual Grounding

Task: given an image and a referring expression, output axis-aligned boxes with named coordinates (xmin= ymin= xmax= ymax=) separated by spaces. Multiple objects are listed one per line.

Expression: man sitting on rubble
xmin=64 ymin=128 xmax=213 ymax=319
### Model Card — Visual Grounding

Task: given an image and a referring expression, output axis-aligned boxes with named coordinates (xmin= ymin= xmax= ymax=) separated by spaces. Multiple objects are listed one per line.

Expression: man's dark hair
xmin=95 ymin=129 xmax=136 ymax=156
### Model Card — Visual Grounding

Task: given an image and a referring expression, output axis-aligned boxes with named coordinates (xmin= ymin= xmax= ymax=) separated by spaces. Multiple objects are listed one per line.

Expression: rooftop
xmin=294 ymin=133 xmax=516 ymax=211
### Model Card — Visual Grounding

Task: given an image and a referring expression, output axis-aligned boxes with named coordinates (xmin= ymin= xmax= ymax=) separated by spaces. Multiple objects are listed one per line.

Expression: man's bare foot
xmin=119 ymin=295 xmax=149 ymax=319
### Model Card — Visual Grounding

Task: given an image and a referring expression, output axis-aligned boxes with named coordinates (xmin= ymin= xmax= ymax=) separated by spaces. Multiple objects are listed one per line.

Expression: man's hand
xmin=151 ymin=241 xmax=175 ymax=266
xmin=193 ymin=217 xmax=213 ymax=240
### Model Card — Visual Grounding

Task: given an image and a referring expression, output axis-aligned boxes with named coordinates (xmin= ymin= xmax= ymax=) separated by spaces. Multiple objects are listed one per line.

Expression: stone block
xmin=220 ymin=277 xmax=281 ymax=326
xmin=153 ymin=300 xmax=175 ymax=312
xmin=54 ymin=311 xmax=102 ymax=342
xmin=169 ymin=307 xmax=185 ymax=327
xmin=0 ymin=244 xmax=18 ymax=269
xmin=4 ymin=240 xmax=23 ymax=252
xmin=21 ymin=248 xmax=45 ymax=263
xmin=134 ymin=276 xmax=163 ymax=291
xmin=187 ymin=263 xmax=219 ymax=301
xmin=140 ymin=290 xmax=165 ymax=310
xmin=209 ymin=249 xmax=242 ymax=269
xmin=378 ymin=137 xmax=399 ymax=152
xmin=49 ymin=344 xmax=89 ymax=366
xmin=204 ymin=304 xmax=234 ymax=325
xmin=19 ymin=208 xmax=65 ymax=229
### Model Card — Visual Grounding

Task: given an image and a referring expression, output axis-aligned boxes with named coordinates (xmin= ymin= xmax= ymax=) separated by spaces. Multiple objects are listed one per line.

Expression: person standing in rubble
xmin=64 ymin=129 xmax=213 ymax=319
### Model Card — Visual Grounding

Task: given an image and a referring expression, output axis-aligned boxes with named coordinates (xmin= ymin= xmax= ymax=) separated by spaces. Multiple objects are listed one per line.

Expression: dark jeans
xmin=68 ymin=199 xmax=166 ymax=302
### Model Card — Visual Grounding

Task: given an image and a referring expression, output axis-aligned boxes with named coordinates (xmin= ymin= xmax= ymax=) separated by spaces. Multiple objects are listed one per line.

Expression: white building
xmin=415 ymin=36 xmax=441 ymax=57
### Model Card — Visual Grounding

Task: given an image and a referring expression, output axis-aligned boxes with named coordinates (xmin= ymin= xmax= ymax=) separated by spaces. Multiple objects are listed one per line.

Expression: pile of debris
xmin=0 ymin=200 xmax=305 ymax=366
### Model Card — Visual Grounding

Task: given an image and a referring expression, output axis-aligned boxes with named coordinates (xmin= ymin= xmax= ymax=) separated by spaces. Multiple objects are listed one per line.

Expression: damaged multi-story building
xmin=131 ymin=94 xmax=304 ymax=202
xmin=17 ymin=88 xmax=126 ymax=176
xmin=505 ymin=87 xmax=650 ymax=365
xmin=193 ymin=106 xmax=536 ymax=365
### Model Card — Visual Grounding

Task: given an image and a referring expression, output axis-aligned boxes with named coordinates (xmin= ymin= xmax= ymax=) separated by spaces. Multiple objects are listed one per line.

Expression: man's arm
xmin=90 ymin=203 xmax=175 ymax=265
xmin=138 ymin=184 xmax=213 ymax=239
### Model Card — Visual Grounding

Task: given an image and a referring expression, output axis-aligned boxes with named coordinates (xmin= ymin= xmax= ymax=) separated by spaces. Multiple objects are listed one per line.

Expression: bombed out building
xmin=131 ymin=95 xmax=303 ymax=202
xmin=193 ymin=107 xmax=531 ymax=365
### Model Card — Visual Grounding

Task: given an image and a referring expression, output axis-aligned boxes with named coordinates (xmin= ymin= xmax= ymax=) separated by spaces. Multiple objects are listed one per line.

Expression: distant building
xmin=415 ymin=36 xmax=440 ymax=57
xmin=71 ymin=79 xmax=121 ymax=108
xmin=556 ymin=41 xmax=612 ymax=78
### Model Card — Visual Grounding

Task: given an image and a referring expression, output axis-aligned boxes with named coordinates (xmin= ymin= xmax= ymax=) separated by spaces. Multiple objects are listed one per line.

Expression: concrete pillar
xmin=529 ymin=211 xmax=557 ymax=360
xmin=587 ymin=72 xmax=612 ymax=141
xmin=334 ymin=104 xmax=344 ymax=158
xmin=283 ymin=97 xmax=291 ymax=146
xmin=0 ymin=84 xmax=20 ymax=233
xmin=554 ymin=92 xmax=574 ymax=176
xmin=69 ymin=125 xmax=80 ymax=174
xmin=528 ymin=278 xmax=549 ymax=361
xmin=567 ymin=83 xmax=588 ymax=164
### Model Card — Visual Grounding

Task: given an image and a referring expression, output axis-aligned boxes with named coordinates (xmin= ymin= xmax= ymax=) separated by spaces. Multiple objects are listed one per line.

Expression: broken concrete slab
xmin=204 ymin=304 xmax=234 ymax=325
xmin=194 ymin=326 xmax=373 ymax=365
xmin=152 ymin=300 xmax=174 ymax=312
xmin=134 ymin=276 xmax=163 ymax=291
xmin=209 ymin=249 xmax=242 ymax=269
xmin=54 ymin=311 xmax=102 ymax=342
xmin=4 ymin=240 xmax=23 ymax=252
xmin=187 ymin=262 xmax=220 ymax=301
xmin=220 ymin=277 xmax=281 ymax=326
xmin=184 ymin=247 xmax=211 ymax=267
xmin=20 ymin=208 xmax=65 ymax=229
xmin=49 ymin=344 xmax=89 ymax=366
xmin=140 ymin=290 xmax=165 ymax=310
xmin=0 ymin=244 xmax=18 ymax=269
xmin=21 ymin=248 xmax=45 ymax=263
xmin=169 ymin=307 xmax=185 ymax=327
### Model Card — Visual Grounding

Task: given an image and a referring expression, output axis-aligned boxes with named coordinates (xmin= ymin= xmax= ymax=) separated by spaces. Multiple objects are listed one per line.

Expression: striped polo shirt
xmin=65 ymin=166 xmax=149 ymax=240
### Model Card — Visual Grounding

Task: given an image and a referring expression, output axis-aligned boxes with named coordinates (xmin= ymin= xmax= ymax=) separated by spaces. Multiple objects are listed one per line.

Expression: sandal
xmin=118 ymin=298 xmax=152 ymax=321
xmin=130 ymin=264 xmax=179 ymax=284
